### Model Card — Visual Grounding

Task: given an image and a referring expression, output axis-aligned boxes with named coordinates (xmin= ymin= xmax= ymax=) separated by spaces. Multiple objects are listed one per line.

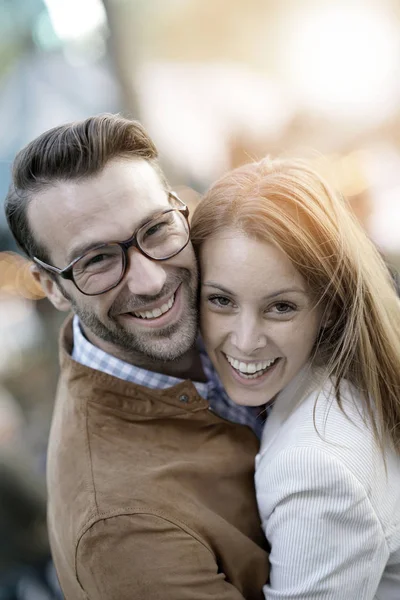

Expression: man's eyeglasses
xmin=33 ymin=192 xmax=190 ymax=296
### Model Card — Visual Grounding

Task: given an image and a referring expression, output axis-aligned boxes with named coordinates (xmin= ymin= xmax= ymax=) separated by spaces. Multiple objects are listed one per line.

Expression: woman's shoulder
xmin=262 ymin=368 xmax=364 ymax=434
xmin=259 ymin=370 xmax=400 ymax=492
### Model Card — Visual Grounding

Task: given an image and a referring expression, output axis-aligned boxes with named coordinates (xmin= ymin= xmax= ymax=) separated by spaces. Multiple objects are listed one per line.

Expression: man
xmin=5 ymin=114 xmax=268 ymax=599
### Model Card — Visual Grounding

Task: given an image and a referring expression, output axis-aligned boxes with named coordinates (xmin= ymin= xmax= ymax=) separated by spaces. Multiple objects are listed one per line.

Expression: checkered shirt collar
xmin=72 ymin=316 xmax=209 ymax=396
xmin=72 ymin=316 xmax=264 ymax=438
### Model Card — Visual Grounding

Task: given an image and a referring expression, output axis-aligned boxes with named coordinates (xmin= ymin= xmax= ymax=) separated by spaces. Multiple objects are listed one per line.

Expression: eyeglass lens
xmin=72 ymin=210 xmax=189 ymax=294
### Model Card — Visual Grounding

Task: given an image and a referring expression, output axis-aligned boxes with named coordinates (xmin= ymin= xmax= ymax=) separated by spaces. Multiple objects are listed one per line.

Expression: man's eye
xmin=144 ymin=222 xmax=165 ymax=237
xmin=87 ymin=254 xmax=107 ymax=265
xmin=80 ymin=252 xmax=118 ymax=271
xmin=144 ymin=215 xmax=175 ymax=239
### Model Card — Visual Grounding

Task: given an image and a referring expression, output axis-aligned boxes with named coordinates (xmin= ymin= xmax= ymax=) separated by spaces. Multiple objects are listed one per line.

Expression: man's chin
xmin=78 ymin=309 xmax=197 ymax=363
xmin=159 ymin=335 xmax=197 ymax=362
xmin=126 ymin=320 xmax=198 ymax=362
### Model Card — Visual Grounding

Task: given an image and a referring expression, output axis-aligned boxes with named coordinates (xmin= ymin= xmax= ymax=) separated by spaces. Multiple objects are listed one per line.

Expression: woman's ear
xmin=30 ymin=265 xmax=71 ymax=312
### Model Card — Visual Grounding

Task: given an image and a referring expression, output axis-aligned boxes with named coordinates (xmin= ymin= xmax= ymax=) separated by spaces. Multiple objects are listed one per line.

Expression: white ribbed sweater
xmin=256 ymin=368 xmax=400 ymax=599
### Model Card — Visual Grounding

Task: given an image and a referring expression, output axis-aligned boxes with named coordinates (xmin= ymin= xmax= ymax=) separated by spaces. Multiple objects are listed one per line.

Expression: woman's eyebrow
xmin=202 ymin=282 xmax=234 ymax=295
xmin=202 ymin=282 xmax=307 ymax=299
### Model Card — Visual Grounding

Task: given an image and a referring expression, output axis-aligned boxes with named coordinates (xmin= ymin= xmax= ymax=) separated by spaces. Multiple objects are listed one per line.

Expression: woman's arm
xmin=256 ymin=446 xmax=389 ymax=599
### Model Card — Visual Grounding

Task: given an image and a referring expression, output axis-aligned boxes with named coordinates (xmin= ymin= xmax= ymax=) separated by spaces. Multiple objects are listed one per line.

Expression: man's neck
xmin=81 ymin=323 xmax=207 ymax=383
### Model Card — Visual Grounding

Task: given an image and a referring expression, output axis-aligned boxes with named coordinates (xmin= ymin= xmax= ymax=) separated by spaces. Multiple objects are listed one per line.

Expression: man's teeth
xmin=226 ymin=355 xmax=277 ymax=376
xmin=133 ymin=295 xmax=174 ymax=319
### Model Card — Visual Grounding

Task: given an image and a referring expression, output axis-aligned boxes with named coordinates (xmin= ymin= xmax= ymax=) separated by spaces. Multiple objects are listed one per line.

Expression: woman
xmin=190 ymin=157 xmax=400 ymax=599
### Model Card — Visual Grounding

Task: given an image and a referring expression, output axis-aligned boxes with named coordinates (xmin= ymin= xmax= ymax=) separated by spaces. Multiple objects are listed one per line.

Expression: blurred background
xmin=0 ymin=0 xmax=400 ymax=597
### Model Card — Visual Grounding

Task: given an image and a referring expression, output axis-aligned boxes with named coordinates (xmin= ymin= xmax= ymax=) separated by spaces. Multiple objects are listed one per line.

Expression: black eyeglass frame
xmin=33 ymin=192 xmax=190 ymax=296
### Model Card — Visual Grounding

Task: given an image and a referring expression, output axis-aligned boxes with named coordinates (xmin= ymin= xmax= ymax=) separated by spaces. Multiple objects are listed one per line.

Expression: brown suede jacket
xmin=47 ymin=317 xmax=269 ymax=599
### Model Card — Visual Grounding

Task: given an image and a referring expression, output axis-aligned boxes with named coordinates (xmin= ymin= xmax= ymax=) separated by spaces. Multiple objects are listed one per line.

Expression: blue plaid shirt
xmin=72 ymin=316 xmax=265 ymax=438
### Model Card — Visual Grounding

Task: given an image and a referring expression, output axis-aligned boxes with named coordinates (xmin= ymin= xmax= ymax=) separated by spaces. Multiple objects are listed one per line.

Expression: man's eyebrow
xmin=66 ymin=207 xmax=168 ymax=264
xmin=202 ymin=282 xmax=307 ymax=299
xmin=66 ymin=240 xmax=107 ymax=264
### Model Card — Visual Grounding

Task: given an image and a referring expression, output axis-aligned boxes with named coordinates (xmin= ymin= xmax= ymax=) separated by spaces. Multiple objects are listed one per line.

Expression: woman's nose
xmin=230 ymin=317 xmax=267 ymax=355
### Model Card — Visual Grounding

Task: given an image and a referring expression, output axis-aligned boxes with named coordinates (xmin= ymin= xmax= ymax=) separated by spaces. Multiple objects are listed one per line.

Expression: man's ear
xmin=30 ymin=264 xmax=71 ymax=312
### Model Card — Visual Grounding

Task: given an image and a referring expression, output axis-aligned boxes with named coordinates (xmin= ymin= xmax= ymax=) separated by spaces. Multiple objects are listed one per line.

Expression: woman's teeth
xmin=226 ymin=355 xmax=278 ymax=378
xmin=133 ymin=294 xmax=175 ymax=319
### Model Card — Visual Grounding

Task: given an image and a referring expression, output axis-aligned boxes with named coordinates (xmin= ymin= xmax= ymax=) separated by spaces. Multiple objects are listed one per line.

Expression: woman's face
xmin=200 ymin=229 xmax=323 ymax=407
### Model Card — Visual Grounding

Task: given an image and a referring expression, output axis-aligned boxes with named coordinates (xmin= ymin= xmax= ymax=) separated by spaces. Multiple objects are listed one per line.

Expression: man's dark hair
xmin=5 ymin=113 xmax=164 ymax=263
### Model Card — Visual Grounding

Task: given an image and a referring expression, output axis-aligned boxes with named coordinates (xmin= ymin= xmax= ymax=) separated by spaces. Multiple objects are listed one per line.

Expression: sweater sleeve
xmin=76 ymin=512 xmax=249 ymax=600
xmin=255 ymin=447 xmax=389 ymax=599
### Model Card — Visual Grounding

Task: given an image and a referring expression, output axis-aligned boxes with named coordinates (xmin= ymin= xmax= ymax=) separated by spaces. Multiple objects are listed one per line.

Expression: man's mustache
xmin=108 ymin=271 xmax=192 ymax=317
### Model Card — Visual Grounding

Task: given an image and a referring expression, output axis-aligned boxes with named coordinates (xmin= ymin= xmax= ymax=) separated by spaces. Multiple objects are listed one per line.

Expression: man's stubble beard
xmin=68 ymin=268 xmax=199 ymax=363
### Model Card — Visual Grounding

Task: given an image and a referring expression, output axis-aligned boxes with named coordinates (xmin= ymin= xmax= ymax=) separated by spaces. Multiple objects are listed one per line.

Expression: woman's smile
xmin=200 ymin=230 xmax=323 ymax=407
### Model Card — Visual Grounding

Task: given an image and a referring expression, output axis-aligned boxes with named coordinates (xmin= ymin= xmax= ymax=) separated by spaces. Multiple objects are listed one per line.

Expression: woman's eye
xmin=271 ymin=302 xmax=296 ymax=314
xmin=208 ymin=295 xmax=233 ymax=308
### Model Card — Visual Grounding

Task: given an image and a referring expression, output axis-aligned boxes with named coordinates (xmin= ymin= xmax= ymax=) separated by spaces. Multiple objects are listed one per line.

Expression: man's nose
xmin=230 ymin=316 xmax=267 ymax=356
xmin=123 ymin=248 xmax=167 ymax=296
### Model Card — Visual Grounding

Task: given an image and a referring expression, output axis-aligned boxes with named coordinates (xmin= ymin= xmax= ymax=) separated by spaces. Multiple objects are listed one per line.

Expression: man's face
xmin=28 ymin=158 xmax=199 ymax=364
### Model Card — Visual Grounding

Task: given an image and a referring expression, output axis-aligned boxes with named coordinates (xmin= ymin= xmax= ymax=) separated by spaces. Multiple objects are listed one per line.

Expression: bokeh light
xmin=43 ymin=0 xmax=106 ymax=41
xmin=282 ymin=3 xmax=400 ymax=123
xmin=0 ymin=252 xmax=45 ymax=300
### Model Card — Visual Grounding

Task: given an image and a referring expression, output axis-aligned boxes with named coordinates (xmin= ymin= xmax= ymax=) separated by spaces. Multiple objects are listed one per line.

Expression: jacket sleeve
xmin=76 ymin=512 xmax=249 ymax=600
xmin=256 ymin=447 xmax=389 ymax=600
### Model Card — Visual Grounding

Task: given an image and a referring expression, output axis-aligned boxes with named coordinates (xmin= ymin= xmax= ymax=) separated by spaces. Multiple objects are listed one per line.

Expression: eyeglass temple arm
xmin=33 ymin=256 xmax=71 ymax=278
xmin=169 ymin=191 xmax=189 ymax=217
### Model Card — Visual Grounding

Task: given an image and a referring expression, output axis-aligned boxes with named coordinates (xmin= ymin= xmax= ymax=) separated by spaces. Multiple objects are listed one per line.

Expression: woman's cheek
xmin=200 ymin=309 xmax=225 ymax=346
